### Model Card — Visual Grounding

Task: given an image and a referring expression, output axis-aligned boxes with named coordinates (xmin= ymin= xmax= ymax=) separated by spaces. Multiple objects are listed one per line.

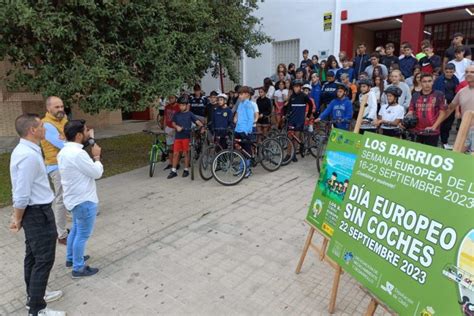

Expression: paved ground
xmin=0 ymin=157 xmax=388 ymax=315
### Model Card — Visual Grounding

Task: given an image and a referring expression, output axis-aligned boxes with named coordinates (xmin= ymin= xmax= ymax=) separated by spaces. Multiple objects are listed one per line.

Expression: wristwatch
xmin=87 ymin=138 xmax=96 ymax=146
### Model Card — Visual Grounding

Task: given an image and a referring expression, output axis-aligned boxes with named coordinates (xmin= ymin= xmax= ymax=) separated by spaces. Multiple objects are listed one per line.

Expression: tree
xmin=0 ymin=0 xmax=271 ymax=113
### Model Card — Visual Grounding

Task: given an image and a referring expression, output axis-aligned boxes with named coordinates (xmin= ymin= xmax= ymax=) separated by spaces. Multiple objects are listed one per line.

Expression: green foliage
xmin=0 ymin=0 xmax=271 ymax=113
xmin=0 ymin=153 xmax=11 ymax=208
xmin=0 ymin=132 xmax=155 ymax=207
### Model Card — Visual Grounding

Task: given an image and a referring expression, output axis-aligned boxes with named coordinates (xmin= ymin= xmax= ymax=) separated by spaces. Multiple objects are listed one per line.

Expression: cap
xmin=326 ymin=71 xmax=335 ymax=77
xmin=302 ymin=84 xmax=312 ymax=90
xmin=217 ymin=93 xmax=228 ymax=100
xmin=453 ymin=32 xmax=464 ymax=38
xmin=210 ymin=91 xmax=218 ymax=96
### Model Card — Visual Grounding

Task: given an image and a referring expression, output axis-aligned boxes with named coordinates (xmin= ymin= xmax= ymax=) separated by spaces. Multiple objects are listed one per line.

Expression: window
xmin=272 ymin=39 xmax=300 ymax=73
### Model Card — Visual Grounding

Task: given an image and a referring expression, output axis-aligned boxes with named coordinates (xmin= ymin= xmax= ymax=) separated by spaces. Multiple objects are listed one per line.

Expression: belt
xmin=27 ymin=203 xmax=52 ymax=209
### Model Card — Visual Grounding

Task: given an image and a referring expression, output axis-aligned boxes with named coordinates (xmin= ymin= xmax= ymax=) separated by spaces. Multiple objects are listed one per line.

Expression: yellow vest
xmin=41 ymin=112 xmax=68 ymax=166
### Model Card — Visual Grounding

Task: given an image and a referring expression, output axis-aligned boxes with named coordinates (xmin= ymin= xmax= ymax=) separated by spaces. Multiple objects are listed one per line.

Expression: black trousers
xmin=381 ymin=129 xmax=401 ymax=138
xmin=440 ymin=112 xmax=455 ymax=145
xmin=416 ymin=134 xmax=439 ymax=147
xmin=22 ymin=204 xmax=57 ymax=315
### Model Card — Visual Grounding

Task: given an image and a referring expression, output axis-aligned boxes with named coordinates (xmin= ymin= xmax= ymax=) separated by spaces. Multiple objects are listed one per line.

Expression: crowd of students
xmin=158 ymin=32 xmax=474 ymax=180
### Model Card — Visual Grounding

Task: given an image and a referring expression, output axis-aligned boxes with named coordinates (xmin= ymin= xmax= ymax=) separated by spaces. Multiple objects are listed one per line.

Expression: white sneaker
xmin=26 ymin=290 xmax=63 ymax=310
xmin=36 ymin=308 xmax=66 ymax=316
xmin=45 ymin=290 xmax=63 ymax=303
xmin=443 ymin=144 xmax=453 ymax=150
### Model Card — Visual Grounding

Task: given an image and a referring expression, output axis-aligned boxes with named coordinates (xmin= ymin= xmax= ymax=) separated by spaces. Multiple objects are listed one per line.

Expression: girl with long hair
xmin=319 ymin=60 xmax=327 ymax=83
xmin=273 ymin=80 xmax=288 ymax=128
xmin=326 ymin=55 xmax=340 ymax=77
xmin=263 ymin=77 xmax=275 ymax=99
xmin=411 ymin=72 xmax=422 ymax=95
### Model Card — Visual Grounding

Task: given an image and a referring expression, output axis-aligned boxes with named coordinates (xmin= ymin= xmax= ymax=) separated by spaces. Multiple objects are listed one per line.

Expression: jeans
xmin=66 ymin=201 xmax=97 ymax=271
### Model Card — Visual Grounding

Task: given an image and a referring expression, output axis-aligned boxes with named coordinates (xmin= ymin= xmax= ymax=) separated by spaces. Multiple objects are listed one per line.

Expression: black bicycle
xmin=198 ymin=127 xmax=234 ymax=181
xmin=211 ymin=131 xmax=283 ymax=186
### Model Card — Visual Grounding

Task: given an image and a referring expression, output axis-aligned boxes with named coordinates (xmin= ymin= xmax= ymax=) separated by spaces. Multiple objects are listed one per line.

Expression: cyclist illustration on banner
xmin=306 ymin=129 xmax=362 ymax=237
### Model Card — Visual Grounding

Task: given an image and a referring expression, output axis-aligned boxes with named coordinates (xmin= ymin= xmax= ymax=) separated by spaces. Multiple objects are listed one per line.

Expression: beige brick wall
xmin=0 ymin=101 xmax=23 ymax=136
xmin=0 ymin=58 xmax=123 ymax=136
xmin=72 ymin=107 xmax=122 ymax=129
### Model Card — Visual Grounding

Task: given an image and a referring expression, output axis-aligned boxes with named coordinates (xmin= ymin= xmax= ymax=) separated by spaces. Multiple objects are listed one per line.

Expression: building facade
xmin=202 ymin=0 xmax=474 ymax=92
xmin=0 ymin=61 xmax=122 ymax=139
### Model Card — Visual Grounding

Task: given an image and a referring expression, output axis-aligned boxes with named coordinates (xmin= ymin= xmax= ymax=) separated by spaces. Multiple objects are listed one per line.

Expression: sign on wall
xmin=323 ymin=12 xmax=332 ymax=32
xmin=306 ymin=129 xmax=362 ymax=237
xmin=327 ymin=133 xmax=474 ymax=315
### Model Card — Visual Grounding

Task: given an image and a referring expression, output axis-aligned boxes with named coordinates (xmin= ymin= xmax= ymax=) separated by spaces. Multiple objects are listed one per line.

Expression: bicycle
xmin=397 ymin=127 xmax=440 ymax=145
xmin=211 ymin=130 xmax=283 ymax=186
xmin=189 ymin=126 xmax=206 ymax=181
xmin=143 ymin=129 xmax=168 ymax=177
xmin=198 ymin=127 xmax=229 ymax=181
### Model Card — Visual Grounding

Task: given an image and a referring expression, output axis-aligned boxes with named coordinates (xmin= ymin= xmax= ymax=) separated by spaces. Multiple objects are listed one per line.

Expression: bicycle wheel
xmin=212 ymin=150 xmax=246 ymax=186
xmin=259 ymin=138 xmax=283 ymax=172
xmin=316 ymin=136 xmax=328 ymax=174
xmin=149 ymin=146 xmax=157 ymax=177
xmin=199 ymin=144 xmax=216 ymax=181
xmin=277 ymin=135 xmax=295 ymax=166
xmin=309 ymin=131 xmax=323 ymax=158
xmin=268 ymin=127 xmax=280 ymax=139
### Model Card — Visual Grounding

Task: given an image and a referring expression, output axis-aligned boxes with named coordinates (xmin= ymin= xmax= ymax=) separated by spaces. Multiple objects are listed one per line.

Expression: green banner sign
xmin=327 ymin=133 xmax=474 ymax=315
xmin=306 ymin=129 xmax=362 ymax=237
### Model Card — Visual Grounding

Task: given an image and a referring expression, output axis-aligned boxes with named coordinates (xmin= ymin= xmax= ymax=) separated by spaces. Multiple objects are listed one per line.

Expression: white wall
xmin=202 ymin=0 xmax=473 ymax=93
xmin=341 ymin=0 xmax=474 ymax=24
xmin=243 ymin=0 xmax=336 ymax=88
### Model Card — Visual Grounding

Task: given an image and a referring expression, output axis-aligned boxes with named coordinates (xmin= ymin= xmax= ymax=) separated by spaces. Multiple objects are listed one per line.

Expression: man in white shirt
xmin=9 ymin=114 xmax=65 ymax=316
xmin=58 ymin=120 xmax=103 ymax=278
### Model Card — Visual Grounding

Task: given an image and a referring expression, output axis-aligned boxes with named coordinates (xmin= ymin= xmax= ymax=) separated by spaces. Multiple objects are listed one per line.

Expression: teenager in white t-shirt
xmin=376 ymin=86 xmax=405 ymax=137
xmin=273 ymin=80 xmax=288 ymax=128
xmin=448 ymin=47 xmax=471 ymax=81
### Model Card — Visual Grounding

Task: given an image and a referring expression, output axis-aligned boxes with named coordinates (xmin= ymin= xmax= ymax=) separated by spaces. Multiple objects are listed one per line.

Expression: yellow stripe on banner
xmin=322 ymin=223 xmax=334 ymax=236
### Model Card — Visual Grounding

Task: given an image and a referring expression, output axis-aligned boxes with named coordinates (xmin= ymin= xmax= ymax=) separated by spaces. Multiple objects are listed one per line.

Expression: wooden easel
xmin=361 ymin=288 xmax=395 ymax=316
xmin=295 ymin=222 xmax=342 ymax=314
xmin=453 ymin=110 xmax=474 ymax=153
xmin=364 ymin=110 xmax=474 ymax=316
xmin=295 ymin=96 xmax=368 ymax=314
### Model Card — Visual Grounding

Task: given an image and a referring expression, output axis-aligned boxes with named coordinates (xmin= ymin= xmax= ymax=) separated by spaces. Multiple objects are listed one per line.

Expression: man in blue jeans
xmin=58 ymin=120 xmax=103 ymax=278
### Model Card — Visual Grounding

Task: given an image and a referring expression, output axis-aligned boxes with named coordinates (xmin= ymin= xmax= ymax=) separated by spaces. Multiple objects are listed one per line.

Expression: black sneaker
xmin=284 ymin=155 xmax=291 ymax=162
xmin=66 ymin=255 xmax=90 ymax=268
xmin=167 ymin=171 xmax=178 ymax=179
xmin=292 ymin=156 xmax=298 ymax=162
xmin=163 ymin=164 xmax=172 ymax=170
xmin=182 ymin=170 xmax=189 ymax=177
xmin=72 ymin=266 xmax=99 ymax=279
